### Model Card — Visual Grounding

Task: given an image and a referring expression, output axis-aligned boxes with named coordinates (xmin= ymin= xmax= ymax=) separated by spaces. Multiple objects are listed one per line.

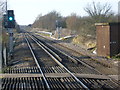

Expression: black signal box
xmin=5 ymin=10 xmax=15 ymax=28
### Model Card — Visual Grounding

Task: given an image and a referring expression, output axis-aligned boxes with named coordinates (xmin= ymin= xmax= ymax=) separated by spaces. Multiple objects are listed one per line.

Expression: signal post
xmin=3 ymin=10 xmax=15 ymax=61
xmin=7 ymin=10 xmax=15 ymax=59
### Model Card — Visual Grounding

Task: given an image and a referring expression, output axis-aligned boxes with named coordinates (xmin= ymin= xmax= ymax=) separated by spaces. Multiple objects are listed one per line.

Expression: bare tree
xmin=32 ymin=11 xmax=64 ymax=30
xmin=0 ymin=1 xmax=6 ymax=15
xmin=0 ymin=1 xmax=6 ymax=26
xmin=84 ymin=2 xmax=114 ymax=23
xmin=66 ymin=13 xmax=80 ymax=30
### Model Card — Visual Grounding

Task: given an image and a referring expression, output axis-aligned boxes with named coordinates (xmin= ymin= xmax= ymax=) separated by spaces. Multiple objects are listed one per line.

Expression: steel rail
xmin=32 ymin=34 xmax=78 ymax=64
xmin=35 ymin=36 xmax=119 ymax=86
xmin=32 ymin=36 xmax=63 ymax=62
xmin=24 ymin=34 xmax=51 ymax=90
xmin=27 ymin=33 xmax=89 ymax=89
xmin=32 ymin=33 xmax=101 ymax=74
xmin=45 ymin=42 xmax=101 ymax=74
xmin=32 ymin=34 xmax=99 ymax=69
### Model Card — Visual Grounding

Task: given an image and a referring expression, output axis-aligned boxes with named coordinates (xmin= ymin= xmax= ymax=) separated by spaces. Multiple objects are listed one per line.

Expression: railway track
xmin=33 ymin=33 xmax=118 ymax=75
xmin=2 ymin=67 xmax=119 ymax=89
xmin=2 ymin=32 xmax=119 ymax=89
xmin=26 ymin=33 xmax=89 ymax=89
xmin=30 ymin=33 xmax=101 ymax=74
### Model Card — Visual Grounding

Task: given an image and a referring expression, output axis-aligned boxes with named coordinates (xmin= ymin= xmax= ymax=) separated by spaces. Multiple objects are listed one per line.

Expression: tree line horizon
xmin=32 ymin=2 xmax=118 ymax=37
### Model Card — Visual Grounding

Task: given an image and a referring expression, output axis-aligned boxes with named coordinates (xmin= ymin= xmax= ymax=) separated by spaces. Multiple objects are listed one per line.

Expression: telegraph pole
xmin=3 ymin=0 xmax=8 ymax=66
xmin=6 ymin=0 xmax=7 ymax=13
xmin=0 ymin=0 xmax=8 ymax=89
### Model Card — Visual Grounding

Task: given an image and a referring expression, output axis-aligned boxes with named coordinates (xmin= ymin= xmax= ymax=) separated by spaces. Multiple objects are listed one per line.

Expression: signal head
xmin=9 ymin=16 xmax=13 ymax=21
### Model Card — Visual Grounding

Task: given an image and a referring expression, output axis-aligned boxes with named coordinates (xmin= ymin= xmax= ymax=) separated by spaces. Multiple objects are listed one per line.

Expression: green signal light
xmin=9 ymin=17 xmax=13 ymax=21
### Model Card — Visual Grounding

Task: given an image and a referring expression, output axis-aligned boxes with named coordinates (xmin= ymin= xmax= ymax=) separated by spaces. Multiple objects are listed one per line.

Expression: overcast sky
xmin=5 ymin=0 xmax=119 ymax=25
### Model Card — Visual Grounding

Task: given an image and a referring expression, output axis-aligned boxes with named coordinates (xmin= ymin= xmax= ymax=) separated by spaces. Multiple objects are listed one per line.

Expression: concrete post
xmin=8 ymin=28 xmax=14 ymax=59
xmin=0 ymin=26 xmax=2 ymax=90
